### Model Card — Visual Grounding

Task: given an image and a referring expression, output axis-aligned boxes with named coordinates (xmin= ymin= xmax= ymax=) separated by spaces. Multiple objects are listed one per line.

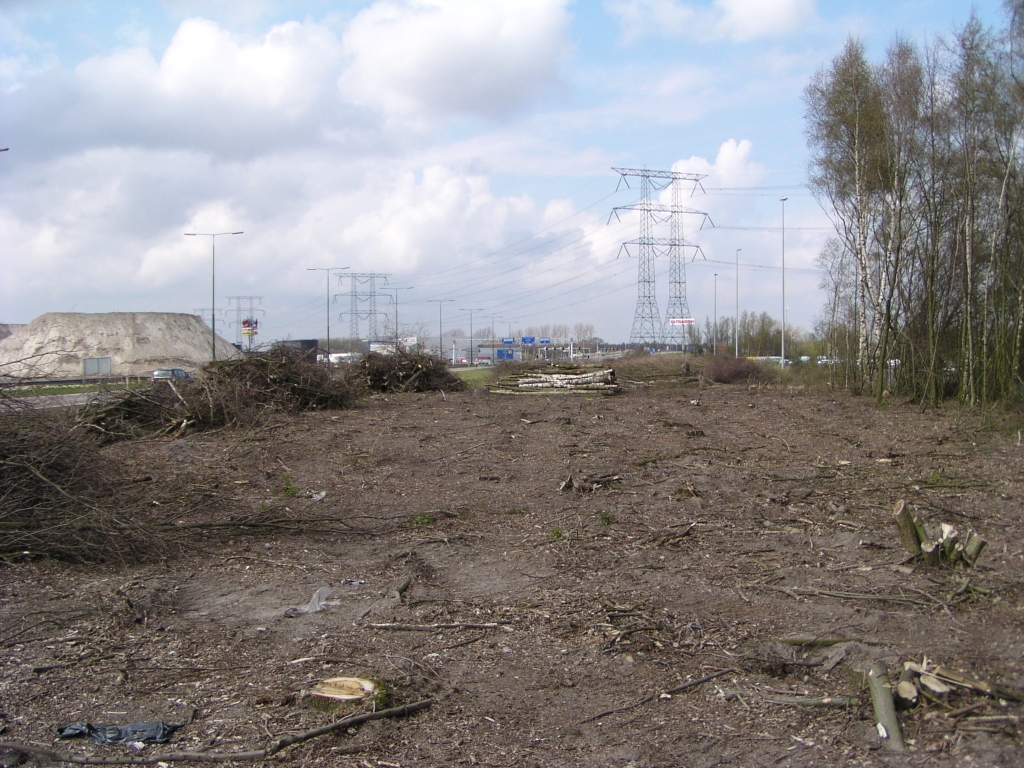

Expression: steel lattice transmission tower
xmin=341 ymin=273 xmax=389 ymax=341
xmin=227 ymin=296 xmax=264 ymax=351
xmin=611 ymin=167 xmax=710 ymax=348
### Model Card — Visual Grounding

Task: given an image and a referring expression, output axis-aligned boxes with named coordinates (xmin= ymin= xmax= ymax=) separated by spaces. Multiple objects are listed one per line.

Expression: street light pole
xmin=388 ymin=287 xmax=414 ymax=350
xmin=483 ymin=315 xmax=502 ymax=364
xmin=307 ymin=267 xmax=349 ymax=362
xmin=780 ymin=197 xmax=788 ymax=367
xmin=426 ymin=300 xmax=454 ymax=360
xmin=184 ymin=231 xmax=243 ymax=362
xmin=460 ymin=308 xmax=483 ymax=366
xmin=735 ymin=249 xmax=741 ymax=357
xmin=713 ymin=273 xmax=718 ymax=354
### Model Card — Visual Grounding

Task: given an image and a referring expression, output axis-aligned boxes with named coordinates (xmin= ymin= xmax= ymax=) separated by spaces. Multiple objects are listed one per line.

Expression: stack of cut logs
xmin=892 ymin=499 xmax=987 ymax=567
xmin=488 ymin=367 xmax=620 ymax=395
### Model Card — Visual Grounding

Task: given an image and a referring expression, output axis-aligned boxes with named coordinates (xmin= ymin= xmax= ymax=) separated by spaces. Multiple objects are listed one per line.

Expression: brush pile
xmin=488 ymin=365 xmax=620 ymax=395
xmin=0 ymin=396 xmax=157 ymax=562
xmin=358 ymin=352 xmax=466 ymax=393
xmin=702 ymin=355 xmax=777 ymax=384
xmin=81 ymin=350 xmax=364 ymax=441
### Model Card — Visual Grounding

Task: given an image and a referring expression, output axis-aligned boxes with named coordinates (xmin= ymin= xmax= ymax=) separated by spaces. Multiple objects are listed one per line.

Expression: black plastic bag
xmin=54 ymin=721 xmax=183 ymax=745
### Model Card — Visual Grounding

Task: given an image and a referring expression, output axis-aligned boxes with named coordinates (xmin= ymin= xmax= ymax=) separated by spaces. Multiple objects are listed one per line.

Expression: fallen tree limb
xmin=721 ymin=687 xmax=859 ymax=707
xmin=759 ymin=693 xmax=859 ymax=707
xmin=0 ymin=699 xmax=432 ymax=765
xmin=368 ymin=622 xmax=509 ymax=631
xmin=867 ymin=662 xmax=907 ymax=752
xmin=760 ymin=585 xmax=935 ymax=608
xmin=579 ymin=668 xmax=735 ymax=724
xmin=778 ymin=635 xmax=867 ymax=648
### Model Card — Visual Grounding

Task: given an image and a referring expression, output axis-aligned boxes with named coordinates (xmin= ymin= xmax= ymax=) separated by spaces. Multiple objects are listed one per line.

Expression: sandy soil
xmin=2 ymin=382 xmax=1023 ymax=767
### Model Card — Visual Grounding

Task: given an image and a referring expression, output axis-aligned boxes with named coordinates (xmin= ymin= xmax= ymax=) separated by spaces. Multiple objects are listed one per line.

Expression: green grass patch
xmin=453 ymin=367 xmax=493 ymax=387
xmin=411 ymin=512 xmax=435 ymax=527
xmin=281 ymin=473 xmax=299 ymax=497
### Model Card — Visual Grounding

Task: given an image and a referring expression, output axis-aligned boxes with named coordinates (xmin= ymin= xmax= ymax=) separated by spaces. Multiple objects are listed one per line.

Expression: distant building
xmin=273 ymin=339 xmax=319 ymax=360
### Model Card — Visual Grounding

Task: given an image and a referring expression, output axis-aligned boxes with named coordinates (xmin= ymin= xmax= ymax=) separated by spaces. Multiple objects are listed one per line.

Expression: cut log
xmin=867 ymin=662 xmax=907 ymax=752
xmin=921 ymin=540 xmax=941 ymax=567
xmin=964 ymin=534 xmax=988 ymax=566
xmin=920 ymin=673 xmax=952 ymax=696
xmin=912 ymin=516 xmax=929 ymax=547
xmin=893 ymin=500 xmax=921 ymax=556
xmin=895 ymin=680 xmax=919 ymax=710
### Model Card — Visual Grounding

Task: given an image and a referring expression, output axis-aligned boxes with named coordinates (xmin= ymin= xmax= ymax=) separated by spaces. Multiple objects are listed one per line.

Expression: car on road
xmin=151 ymin=368 xmax=191 ymax=382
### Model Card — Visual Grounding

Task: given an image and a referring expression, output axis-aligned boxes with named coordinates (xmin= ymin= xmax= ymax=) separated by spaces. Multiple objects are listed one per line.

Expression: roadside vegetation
xmin=805 ymin=4 xmax=1024 ymax=406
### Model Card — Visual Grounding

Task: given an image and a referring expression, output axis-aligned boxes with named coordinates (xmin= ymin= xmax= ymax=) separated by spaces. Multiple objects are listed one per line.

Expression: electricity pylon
xmin=611 ymin=167 xmax=711 ymax=348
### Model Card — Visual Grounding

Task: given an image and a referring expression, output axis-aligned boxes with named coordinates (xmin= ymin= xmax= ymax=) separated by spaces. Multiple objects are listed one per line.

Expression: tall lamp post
xmin=184 ymin=231 xmax=243 ymax=362
xmin=388 ymin=287 xmax=414 ymax=350
xmin=307 ymin=267 xmax=349 ymax=362
xmin=483 ymin=314 xmax=502 ymax=364
xmin=460 ymin=308 xmax=483 ymax=366
xmin=427 ymin=299 xmax=454 ymax=360
xmin=735 ymin=249 xmax=741 ymax=357
xmin=780 ymin=197 xmax=788 ymax=367
xmin=713 ymin=273 xmax=718 ymax=354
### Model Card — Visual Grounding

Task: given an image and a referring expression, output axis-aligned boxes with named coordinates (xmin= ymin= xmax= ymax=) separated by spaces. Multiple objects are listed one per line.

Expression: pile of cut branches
xmin=81 ymin=350 xmax=364 ymax=440
xmin=202 ymin=350 xmax=364 ymax=410
xmin=0 ymin=397 xmax=158 ymax=562
xmin=358 ymin=352 xmax=465 ymax=393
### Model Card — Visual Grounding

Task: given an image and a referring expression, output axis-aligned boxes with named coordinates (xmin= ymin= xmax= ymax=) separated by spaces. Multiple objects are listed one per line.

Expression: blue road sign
xmin=497 ymin=348 xmax=514 ymax=360
xmin=501 ymin=338 xmax=515 ymax=345
xmin=521 ymin=336 xmax=536 ymax=344
xmin=539 ymin=338 xmax=551 ymax=344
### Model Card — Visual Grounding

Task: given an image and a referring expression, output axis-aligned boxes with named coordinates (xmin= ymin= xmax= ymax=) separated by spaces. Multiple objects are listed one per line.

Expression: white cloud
xmin=138 ymin=200 xmax=250 ymax=287
xmin=334 ymin=165 xmax=536 ymax=272
xmin=339 ymin=0 xmax=573 ymax=118
xmin=3 ymin=18 xmax=348 ymax=160
xmin=604 ymin=0 xmax=815 ymax=42
xmin=714 ymin=0 xmax=815 ymax=41
xmin=673 ymin=138 xmax=767 ymax=187
xmin=604 ymin=0 xmax=696 ymax=42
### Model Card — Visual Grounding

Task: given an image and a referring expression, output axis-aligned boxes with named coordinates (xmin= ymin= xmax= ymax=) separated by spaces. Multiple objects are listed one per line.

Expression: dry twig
xmin=0 ymin=699 xmax=432 ymax=765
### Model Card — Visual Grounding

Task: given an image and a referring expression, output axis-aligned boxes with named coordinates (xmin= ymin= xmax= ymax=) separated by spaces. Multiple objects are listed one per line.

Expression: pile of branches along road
xmin=0 ymin=396 xmax=159 ymax=562
xmin=81 ymin=349 xmax=365 ymax=441
xmin=358 ymin=352 xmax=466 ymax=393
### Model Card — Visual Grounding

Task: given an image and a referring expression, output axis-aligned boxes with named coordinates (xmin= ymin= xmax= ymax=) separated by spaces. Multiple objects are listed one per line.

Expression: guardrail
xmin=0 ymin=375 xmax=149 ymax=389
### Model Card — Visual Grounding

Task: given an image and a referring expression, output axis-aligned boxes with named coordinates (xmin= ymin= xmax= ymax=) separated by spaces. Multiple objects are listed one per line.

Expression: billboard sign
xmin=669 ymin=318 xmax=695 ymax=326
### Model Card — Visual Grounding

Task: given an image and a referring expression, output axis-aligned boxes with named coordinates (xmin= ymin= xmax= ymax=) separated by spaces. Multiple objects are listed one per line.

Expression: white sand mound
xmin=0 ymin=312 xmax=241 ymax=380
xmin=0 ymin=324 xmax=25 ymax=342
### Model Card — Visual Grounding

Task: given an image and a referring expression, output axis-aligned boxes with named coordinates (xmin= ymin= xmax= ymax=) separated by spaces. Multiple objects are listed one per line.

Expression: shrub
xmin=702 ymin=355 xmax=778 ymax=385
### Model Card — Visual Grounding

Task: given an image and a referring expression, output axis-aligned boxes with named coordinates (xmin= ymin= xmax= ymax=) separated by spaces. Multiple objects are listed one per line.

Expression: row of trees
xmin=679 ymin=312 xmax=816 ymax=359
xmin=807 ymin=3 xmax=1024 ymax=404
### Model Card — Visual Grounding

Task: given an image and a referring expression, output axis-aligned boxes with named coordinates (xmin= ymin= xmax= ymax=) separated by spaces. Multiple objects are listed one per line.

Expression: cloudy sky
xmin=0 ymin=0 xmax=1007 ymax=346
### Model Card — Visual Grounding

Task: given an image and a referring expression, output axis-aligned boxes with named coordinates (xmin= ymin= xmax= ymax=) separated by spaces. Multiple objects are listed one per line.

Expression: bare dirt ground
xmin=2 ymin=382 xmax=1023 ymax=767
